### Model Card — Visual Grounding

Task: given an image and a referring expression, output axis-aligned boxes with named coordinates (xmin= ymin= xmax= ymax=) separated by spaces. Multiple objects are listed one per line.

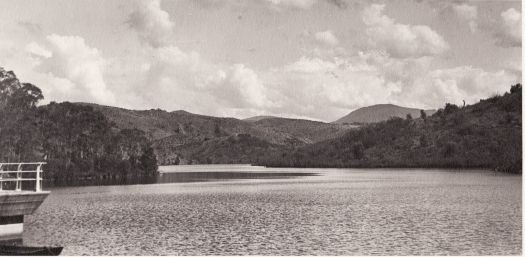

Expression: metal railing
xmin=0 ymin=162 xmax=45 ymax=192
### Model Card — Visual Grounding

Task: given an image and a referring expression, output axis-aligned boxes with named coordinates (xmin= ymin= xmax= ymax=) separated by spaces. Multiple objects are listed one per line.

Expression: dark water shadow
xmin=44 ymin=172 xmax=318 ymax=188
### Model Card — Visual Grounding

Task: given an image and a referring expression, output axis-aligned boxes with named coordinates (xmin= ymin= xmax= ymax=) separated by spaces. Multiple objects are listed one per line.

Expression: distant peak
xmin=243 ymin=115 xmax=279 ymax=122
xmin=364 ymin=103 xmax=398 ymax=108
xmin=333 ymin=103 xmax=436 ymax=124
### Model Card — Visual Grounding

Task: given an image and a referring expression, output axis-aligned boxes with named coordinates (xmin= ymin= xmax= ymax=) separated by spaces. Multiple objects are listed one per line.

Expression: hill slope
xmin=78 ymin=103 xmax=257 ymax=141
xmin=76 ymin=103 xmax=353 ymax=164
xmin=334 ymin=104 xmax=436 ymax=124
xmin=0 ymin=68 xmax=157 ymax=180
xmin=259 ymin=85 xmax=522 ymax=173
xmin=252 ymin=117 xmax=356 ymax=145
xmin=243 ymin=115 xmax=279 ymax=122
xmin=170 ymin=133 xmax=290 ymax=164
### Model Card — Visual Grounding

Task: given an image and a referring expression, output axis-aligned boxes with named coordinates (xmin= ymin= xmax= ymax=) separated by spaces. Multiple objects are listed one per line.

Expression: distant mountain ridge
xmin=76 ymin=102 xmax=442 ymax=165
xmin=334 ymin=104 xmax=436 ymax=124
xmin=243 ymin=115 xmax=279 ymax=122
xmin=74 ymin=102 xmax=353 ymax=165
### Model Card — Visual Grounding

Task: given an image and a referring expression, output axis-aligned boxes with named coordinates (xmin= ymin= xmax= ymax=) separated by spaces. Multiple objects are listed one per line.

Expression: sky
xmin=0 ymin=0 xmax=521 ymax=122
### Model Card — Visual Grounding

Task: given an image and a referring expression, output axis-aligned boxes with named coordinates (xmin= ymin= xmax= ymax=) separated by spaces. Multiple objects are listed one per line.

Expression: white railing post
xmin=15 ymin=163 xmax=22 ymax=191
xmin=0 ymin=162 xmax=45 ymax=192
xmin=0 ymin=164 xmax=3 ymax=191
xmin=36 ymin=163 xmax=42 ymax=192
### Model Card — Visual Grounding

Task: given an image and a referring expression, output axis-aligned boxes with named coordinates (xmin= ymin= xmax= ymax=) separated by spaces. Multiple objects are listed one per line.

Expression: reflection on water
xmin=45 ymin=170 xmax=318 ymax=188
xmin=157 ymin=171 xmax=318 ymax=183
xmin=25 ymin=166 xmax=521 ymax=255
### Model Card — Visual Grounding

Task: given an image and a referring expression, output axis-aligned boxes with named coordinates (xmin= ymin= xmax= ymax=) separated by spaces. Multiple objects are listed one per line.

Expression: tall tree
xmin=140 ymin=147 xmax=158 ymax=176
xmin=0 ymin=69 xmax=43 ymax=161
xmin=1 ymin=67 xmax=158 ymax=179
xmin=420 ymin=110 xmax=427 ymax=120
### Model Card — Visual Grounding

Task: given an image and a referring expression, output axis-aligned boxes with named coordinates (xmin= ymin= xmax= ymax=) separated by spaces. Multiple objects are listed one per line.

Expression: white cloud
xmin=362 ymin=4 xmax=449 ymax=58
xmin=283 ymin=56 xmax=339 ymax=73
xmin=122 ymin=1 xmax=278 ymax=117
xmin=131 ymin=45 xmax=275 ymax=117
xmin=314 ymin=30 xmax=340 ymax=46
xmin=128 ymin=0 xmax=174 ymax=48
xmin=25 ymin=42 xmax=51 ymax=58
xmin=4 ymin=39 xmax=519 ymax=122
xmin=0 ymin=40 xmax=74 ymax=104
xmin=412 ymin=67 xmax=517 ymax=106
xmin=117 ymin=0 xmax=280 ymax=117
xmin=284 ymin=57 xmax=393 ymax=105
xmin=452 ymin=4 xmax=477 ymax=33
xmin=260 ymin=55 xmax=401 ymax=120
xmin=494 ymin=8 xmax=521 ymax=48
xmin=265 ymin=0 xmax=317 ymax=10
xmin=130 ymin=38 xmax=519 ymax=121
xmin=38 ymin=34 xmax=116 ymax=105
xmin=3 ymin=0 xmax=518 ymax=123
xmin=254 ymin=50 xmax=520 ymax=121
xmin=355 ymin=52 xmax=518 ymax=108
xmin=221 ymin=64 xmax=271 ymax=108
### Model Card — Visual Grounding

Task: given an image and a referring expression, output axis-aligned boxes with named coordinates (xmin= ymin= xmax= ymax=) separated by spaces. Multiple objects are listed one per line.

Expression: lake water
xmin=24 ymin=165 xmax=521 ymax=255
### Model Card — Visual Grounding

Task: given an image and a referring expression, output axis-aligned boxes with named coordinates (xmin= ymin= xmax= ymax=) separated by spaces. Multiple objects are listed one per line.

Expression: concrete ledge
xmin=0 ymin=191 xmax=49 ymax=216
xmin=0 ymin=223 xmax=23 ymax=242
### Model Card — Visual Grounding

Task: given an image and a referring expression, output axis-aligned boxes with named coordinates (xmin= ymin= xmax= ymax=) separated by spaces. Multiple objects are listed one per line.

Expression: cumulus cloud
xmin=128 ymin=0 xmax=174 ymax=48
xmin=120 ymin=0 xmax=277 ymax=117
xmin=283 ymin=56 xmax=339 ymax=73
xmin=37 ymin=34 xmax=116 ymax=104
xmin=452 ymin=3 xmax=477 ymax=33
xmin=25 ymin=42 xmax=51 ymax=58
xmin=253 ymin=50 xmax=519 ymax=121
xmin=362 ymin=4 xmax=449 ymax=58
xmin=219 ymin=64 xmax=271 ymax=108
xmin=131 ymin=45 xmax=274 ymax=117
xmin=265 ymin=0 xmax=317 ymax=10
xmin=494 ymin=8 xmax=521 ymax=48
xmin=357 ymin=51 xmax=518 ymax=108
xmin=273 ymin=55 xmax=400 ymax=118
xmin=298 ymin=30 xmax=347 ymax=59
xmin=267 ymin=56 xmax=397 ymax=116
xmin=1 ymin=0 xmax=519 ymax=122
xmin=412 ymin=66 xmax=517 ymax=106
xmin=121 ymin=29 xmax=518 ymax=121
xmin=314 ymin=30 xmax=340 ymax=46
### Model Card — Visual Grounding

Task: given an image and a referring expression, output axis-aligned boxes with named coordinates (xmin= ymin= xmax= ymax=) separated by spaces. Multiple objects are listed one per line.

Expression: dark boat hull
xmin=0 ymin=245 xmax=63 ymax=256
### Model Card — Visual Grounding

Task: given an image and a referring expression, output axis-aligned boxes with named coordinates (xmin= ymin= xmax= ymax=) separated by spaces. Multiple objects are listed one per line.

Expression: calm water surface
xmin=24 ymin=166 xmax=521 ymax=255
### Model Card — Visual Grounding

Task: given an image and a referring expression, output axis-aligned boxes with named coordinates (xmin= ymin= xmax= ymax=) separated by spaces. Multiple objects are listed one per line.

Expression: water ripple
xmin=24 ymin=168 xmax=521 ymax=255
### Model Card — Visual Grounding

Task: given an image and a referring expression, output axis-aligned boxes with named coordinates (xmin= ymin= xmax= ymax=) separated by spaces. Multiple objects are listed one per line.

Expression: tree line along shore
xmin=257 ymin=85 xmax=521 ymax=174
xmin=1 ymin=67 xmax=521 ymax=182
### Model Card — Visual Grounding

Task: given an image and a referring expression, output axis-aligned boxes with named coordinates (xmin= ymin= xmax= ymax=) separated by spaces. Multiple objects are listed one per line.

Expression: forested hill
xmin=80 ymin=103 xmax=351 ymax=144
xmin=76 ymin=103 xmax=353 ymax=164
xmin=258 ymin=84 xmax=522 ymax=174
xmin=1 ymin=66 xmax=521 ymax=174
xmin=0 ymin=68 xmax=157 ymax=180
xmin=154 ymin=117 xmax=354 ymax=165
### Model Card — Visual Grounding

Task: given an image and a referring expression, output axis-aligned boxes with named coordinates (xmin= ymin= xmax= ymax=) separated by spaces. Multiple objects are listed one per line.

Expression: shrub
xmin=139 ymin=147 xmax=158 ymax=176
xmin=444 ymin=103 xmax=460 ymax=115
xmin=353 ymin=142 xmax=365 ymax=160
xmin=441 ymin=141 xmax=457 ymax=158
